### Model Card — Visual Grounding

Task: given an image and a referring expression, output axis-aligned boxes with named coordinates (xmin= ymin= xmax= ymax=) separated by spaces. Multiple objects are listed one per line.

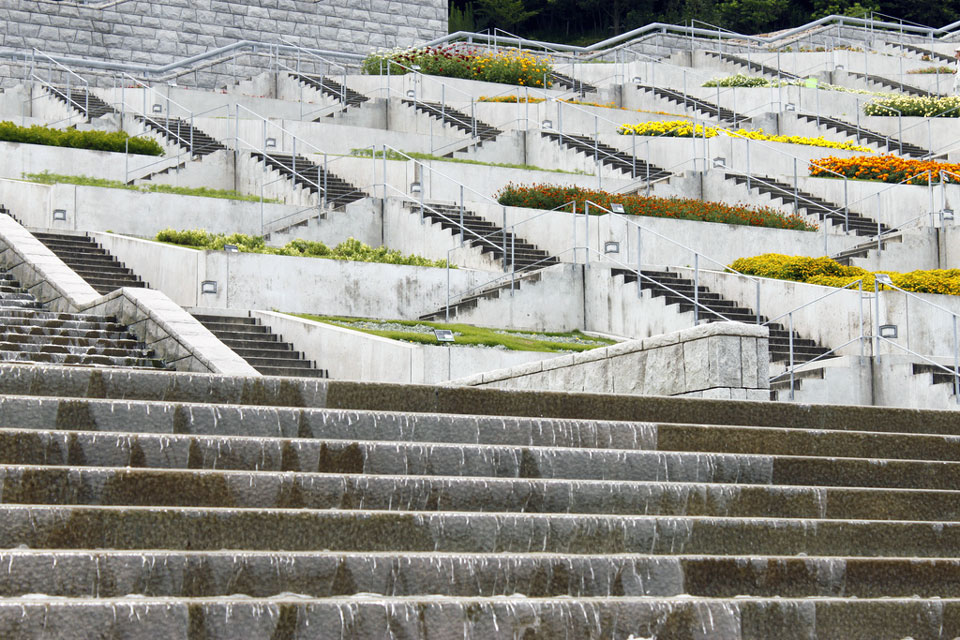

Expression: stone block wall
xmin=0 ymin=0 xmax=446 ymax=87
xmin=452 ymin=322 xmax=771 ymax=401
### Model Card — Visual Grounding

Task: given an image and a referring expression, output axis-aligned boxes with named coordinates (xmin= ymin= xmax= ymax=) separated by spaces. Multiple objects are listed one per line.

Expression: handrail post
xmin=793 ymin=157 xmax=799 ymax=214
xmin=323 ymin=152 xmax=328 ymax=210
xmin=789 ymin=312 xmax=795 ymax=400
xmin=954 ymin=314 xmax=959 ymax=402
xmin=637 ymin=225 xmax=642 ymax=299
xmin=843 ymin=178 xmax=849 ymax=232
xmin=459 ymin=185 xmax=465 ymax=247
xmin=502 ymin=206 xmax=508 ymax=273
xmin=755 ymin=279 xmax=760 ymax=325
xmin=693 ymin=254 xmax=700 ymax=325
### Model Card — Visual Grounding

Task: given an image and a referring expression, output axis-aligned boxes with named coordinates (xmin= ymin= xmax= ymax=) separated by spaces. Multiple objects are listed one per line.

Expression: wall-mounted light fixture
xmin=879 ymin=324 xmax=899 ymax=339
xmin=406 ymin=89 xmax=416 ymax=98
xmin=604 ymin=241 xmax=620 ymax=254
xmin=541 ymin=119 xmax=553 ymax=129
xmin=610 ymin=203 xmax=625 ymax=214
xmin=52 ymin=209 xmax=67 ymax=221
xmin=712 ymin=157 xmax=726 ymax=168
xmin=875 ymin=273 xmax=894 ymax=287
xmin=942 ymin=208 xmax=955 ymax=222
xmin=784 ymin=103 xmax=796 ymax=111
xmin=152 ymin=103 xmax=163 ymax=114
xmin=409 ymin=181 xmax=422 ymax=194
xmin=265 ymin=137 xmax=277 ymax=148
xmin=632 ymin=77 xmax=642 ymax=84
xmin=201 ymin=281 xmax=218 ymax=294
xmin=223 ymin=244 xmax=239 ymax=253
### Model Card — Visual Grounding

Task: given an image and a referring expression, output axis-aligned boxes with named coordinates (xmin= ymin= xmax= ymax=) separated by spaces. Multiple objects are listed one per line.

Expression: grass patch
xmin=349 ymin=148 xmax=591 ymax=175
xmin=297 ymin=314 xmax=615 ymax=352
xmin=23 ymin=172 xmax=280 ymax=203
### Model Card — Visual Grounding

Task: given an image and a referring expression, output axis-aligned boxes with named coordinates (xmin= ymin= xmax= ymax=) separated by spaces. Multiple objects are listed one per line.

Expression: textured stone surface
xmin=0 ymin=0 xmax=446 ymax=88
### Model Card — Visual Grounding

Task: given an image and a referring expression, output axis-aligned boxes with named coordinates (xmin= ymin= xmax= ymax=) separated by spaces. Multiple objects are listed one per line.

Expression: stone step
xmin=0 ymin=353 xmax=164 ymax=368
xmin=1 ymin=504 xmax=959 ymax=557
xmin=255 ymin=366 xmax=329 ymax=378
xmin=1 ymin=594 xmax=958 ymax=638
xmin=2 ymin=463 xmax=960 ymax=522
xmin=2 ymin=548 xmax=960 ymax=599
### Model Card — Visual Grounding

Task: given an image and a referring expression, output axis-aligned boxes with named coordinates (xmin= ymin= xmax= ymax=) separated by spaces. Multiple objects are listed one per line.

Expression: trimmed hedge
xmin=0 ymin=121 xmax=163 ymax=156
xmin=156 ymin=230 xmax=450 ymax=268
xmin=730 ymin=253 xmax=960 ymax=295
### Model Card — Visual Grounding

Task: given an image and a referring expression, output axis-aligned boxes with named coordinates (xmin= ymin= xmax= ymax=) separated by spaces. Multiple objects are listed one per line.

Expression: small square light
xmin=632 ymin=77 xmax=642 ymax=84
xmin=434 ymin=329 xmax=455 ymax=342
xmin=152 ymin=103 xmax=163 ymax=114
xmin=784 ymin=103 xmax=796 ymax=111
xmin=879 ymin=324 xmax=898 ymax=339
xmin=541 ymin=119 xmax=553 ymax=129
xmin=610 ymin=203 xmax=625 ymax=214
xmin=410 ymin=181 xmax=422 ymax=194
xmin=942 ymin=208 xmax=954 ymax=221
xmin=835 ymin=64 xmax=844 ymax=70
xmin=265 ymin=137 xmax=277 ymax=148
xmin=874 ymin=273 xmax=894 ymax=287
xmin=201 ymin=280 xmax=218 ymax=294
xmin=52 ymin=209 xmax=67 ymax=221
xmin=712 ymin=157 xmax=726 ymax=168
xmin=604 ymin=241 xmax=620 ymax=254
xmin=411 ymin=65 xmax=422 ymax=71
xmin=406 ymin=89 xmax=416 ymax=98
xmin=223 ymin=244 xmax=239 ymax=253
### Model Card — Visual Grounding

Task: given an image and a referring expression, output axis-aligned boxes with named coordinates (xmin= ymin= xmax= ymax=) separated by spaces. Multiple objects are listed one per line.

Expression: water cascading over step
xmin=0 ymin=365 xmax=957 ymax=636
xmin=0 ymin=269 xmax=166 ymax=369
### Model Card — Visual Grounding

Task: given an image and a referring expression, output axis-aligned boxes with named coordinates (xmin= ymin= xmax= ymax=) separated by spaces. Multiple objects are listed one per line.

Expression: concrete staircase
xmin=796 ymin=112 xmax=930 ymax=157
xmin=550 ymin=71 xmax=598 ymax=94
xmin=0 ymin=365 xmax=959 ymax=635
xmin=250 ymin=151 xmax=367 ymax=209
xmin=887 ymin=41 xmax=956 ymax=64
xmin=542 ymin=131 xmax=672 ymax=181
xmin=703 ymin=51 xmax=803 ymax=81
xmin=135 ymin=116 xmax=227 ymax=158
xmin=289 ymin=73 xmax=369 ymax=108
xmin=404 ymin=200 xmax=558 ymax=272
xmin=30 ymin=231 xmax=147 ymax=295
xmin=402 ymin=99 xmax=503 ymax=147
xmin=43 ymin=85 xmax=116 ymax=120
xmin=913 ymin=363 xmax=960 ymax=398
xmin=724 ymin=172 xmax=889 ymax=236
xmin=843 ymin=69 xmax=935 ymax=96
xmin=191 ymin=313 xmax=329 ymax=378
xmin=636 ymin=84 xmax=750 ymax=125
xmin=612 ymin=267 xmax=832 ymax=366
xmin=419 ymin=269 xmax=543 ymax=321
xmin=0 ymin=269 xmax=166 ymax=369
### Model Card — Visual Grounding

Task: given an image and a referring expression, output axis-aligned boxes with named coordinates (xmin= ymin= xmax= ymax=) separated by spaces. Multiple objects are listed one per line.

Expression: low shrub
xmin=730 ymin=253 xmax=960 ymax=295
xmin=155 ymin=230 xmax=450 ymax=267
xmin=496 ymin=184 xmax=818 ymax=231
xmin=863 ymin=95 xmax=960 ymax=117
xmin=703 ymin=74 xmax=772 ymax=88
xmin=362 ymin=45 xmax=552 ymax=88
xmin=0 ymin=121 xmax=163 ymax=156
xmin=809 ymin=154 xmax=960 ymax=185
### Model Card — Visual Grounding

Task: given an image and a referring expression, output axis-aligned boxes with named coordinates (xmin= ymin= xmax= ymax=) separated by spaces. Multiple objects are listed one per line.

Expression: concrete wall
xmin=0 ymin=0 xmax=446 ymax=88
xmin=250 ymin=310 xmax=563 ymax=384
xmin=454 ymin=321 xmax=770 ymax=401
xmin=92 ymin=231 xmax=490 ymax=318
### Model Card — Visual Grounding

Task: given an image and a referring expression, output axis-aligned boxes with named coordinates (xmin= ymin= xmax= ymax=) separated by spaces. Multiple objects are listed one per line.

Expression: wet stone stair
xmin=192 ymin=313 xmax=328 ymax=378
xmin=250 ymin=151 xmax=366 ymax=209
xmin=0 ymin=365 xmax=959 ymax=636
xmin=612 ymin=267 xmax=831 ymax=367
xmin=30 ymin=231 xmax=147 ymax=295
xmin=542 ymin=131 xmax=672 ymax=180
xmin=135 ymin=116 xmax=227 ymax=158
xmin=797 ymin=113 xmax=930 ymax=157
xmin=0 ymin=271 xmax=166 ymax=369
xmin=725 ymin=172 xmax=890 ymax=236
xmin=636 ymin=84 xmax=749 ymax=125
xmin=44 ymin=86 xmax=116 ymax=120
xmin=405 ymin=200 xmax=557 ymax=272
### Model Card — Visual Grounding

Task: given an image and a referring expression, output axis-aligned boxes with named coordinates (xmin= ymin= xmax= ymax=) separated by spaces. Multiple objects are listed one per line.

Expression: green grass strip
xmin=349 ymin=148 xmax=591 ymax=175
xmin=296 ymin=314 xmax=615 ymax=353
xmin=23 ymin=172 xmax=279 ymax=203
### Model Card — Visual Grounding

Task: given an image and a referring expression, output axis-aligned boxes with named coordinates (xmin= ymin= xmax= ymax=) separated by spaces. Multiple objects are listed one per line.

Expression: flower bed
xmin=703 ymin=74 xmax=772 ymax=88
xmin=617 ymin=120 xmax=873 ymax=152
xmin=156 ymin=231 xmax=450 ymax=267
xmin=0 ymin=121 xmax=163 ymax=156
xmin=496 ymin=184 xmax=818 ymax=231
xmin=907 ymin=66 xmax=956 ymax=75
xmin=863 ymin=95 xmax=960 ymax=117
xmin=809 ymin=154 xmax=960 ymax=185
xmin=362 ymin=45 xmax=552 ymax=88
xmin=730 ymin=253 xmax=960 ymax=295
